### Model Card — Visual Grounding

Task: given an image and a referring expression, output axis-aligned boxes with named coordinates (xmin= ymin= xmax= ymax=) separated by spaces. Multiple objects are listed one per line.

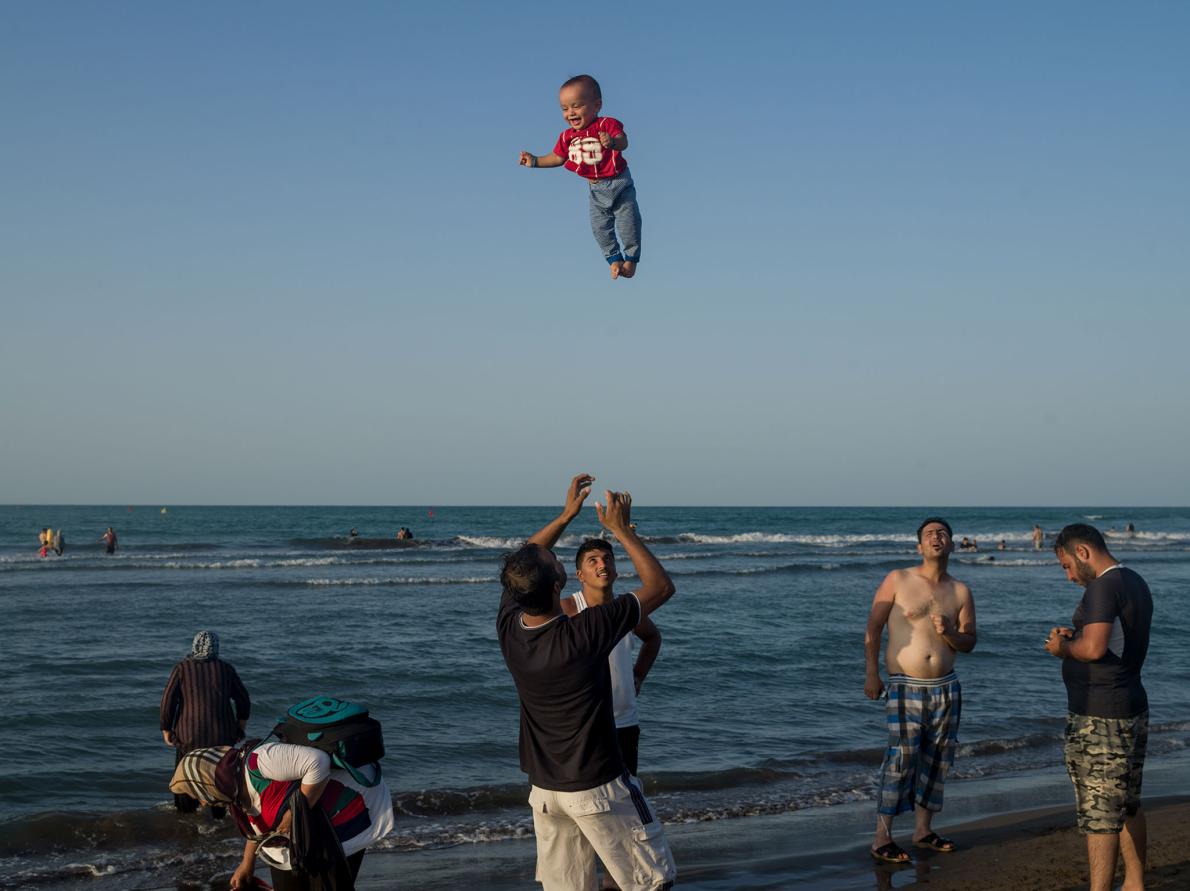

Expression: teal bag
xmin=272 ymin=696 xmax=385 ymax=788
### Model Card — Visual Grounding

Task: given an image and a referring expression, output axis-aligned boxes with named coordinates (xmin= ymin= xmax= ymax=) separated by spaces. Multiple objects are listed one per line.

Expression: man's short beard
xmin=1072 ymin=555 xmax=1096 ymax=586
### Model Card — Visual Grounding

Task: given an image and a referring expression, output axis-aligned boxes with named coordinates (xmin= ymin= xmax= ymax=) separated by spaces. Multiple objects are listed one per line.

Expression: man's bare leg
xmin=1119 ymin=808 xmax=1147 ymax=891
xmin=1087 ymin=833 xmax=1121 ymax=891
xmin=872 ymin=814 xmax=909 ymax=861
xmin=912 ymin=804 xmax=933 ymax=843
xmin=873 ymin=814 xmax=894 ymax=848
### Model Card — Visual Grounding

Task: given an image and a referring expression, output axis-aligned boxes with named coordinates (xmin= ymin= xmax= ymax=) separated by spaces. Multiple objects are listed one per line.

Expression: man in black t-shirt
xmin=497 ymin=474 xmax=677 ymax=891
xmin=1045 ymin=523 xmax=1153 ymax=891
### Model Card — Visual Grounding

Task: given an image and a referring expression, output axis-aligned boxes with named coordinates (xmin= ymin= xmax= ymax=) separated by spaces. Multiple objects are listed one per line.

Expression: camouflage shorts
xmin=1064 ymin=710 xmax=1148 ymax=834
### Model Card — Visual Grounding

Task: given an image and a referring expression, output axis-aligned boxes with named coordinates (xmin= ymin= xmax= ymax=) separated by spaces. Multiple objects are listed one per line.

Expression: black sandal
xmin=914 ymin=832 xmax=956 ymax=852
xmin=870 ymin=842 xmax=912 ymax=863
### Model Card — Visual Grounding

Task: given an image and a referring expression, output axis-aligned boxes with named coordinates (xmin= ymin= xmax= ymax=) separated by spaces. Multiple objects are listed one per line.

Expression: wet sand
xmin=372 ymin=752 xmax=1190 ymax=890
xmin=363 ymin=796 xmax=1189 ymax=889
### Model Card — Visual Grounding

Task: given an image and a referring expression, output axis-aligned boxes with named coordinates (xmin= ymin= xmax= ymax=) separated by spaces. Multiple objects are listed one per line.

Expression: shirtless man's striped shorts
xmin=877 ymin=672 xmax=962 ymax=816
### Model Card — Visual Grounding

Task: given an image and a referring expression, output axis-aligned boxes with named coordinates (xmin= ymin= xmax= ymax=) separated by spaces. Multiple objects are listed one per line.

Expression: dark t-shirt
xmin=497 ymin=589 xmax=640 ymax=791
xmin=1062 ymin=566 xmax=1152 ymax=718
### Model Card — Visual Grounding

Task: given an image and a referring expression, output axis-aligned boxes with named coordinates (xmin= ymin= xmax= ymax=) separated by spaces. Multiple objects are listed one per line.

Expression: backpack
xmin=271 ymin=696 xmax=385 ymax=788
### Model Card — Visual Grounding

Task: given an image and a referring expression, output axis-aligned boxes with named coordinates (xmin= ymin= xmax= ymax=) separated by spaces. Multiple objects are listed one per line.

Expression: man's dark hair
xmin=501 ymin=543 xmax=558 ymax=616
xmin=561 ymin=74 xmax=601 ymax=102
xmin=1054 ymin=523 xmax=1108 ymax=555
xmin=575 ymin=537 xmax=614 ymax=570
xmin=916 ymin=517 xmax=953 ymax=542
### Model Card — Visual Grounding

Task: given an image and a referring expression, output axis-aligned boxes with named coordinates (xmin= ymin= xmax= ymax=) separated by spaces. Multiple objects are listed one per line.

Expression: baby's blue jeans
xmin=588 ymin=170 xmax=641 ymax=265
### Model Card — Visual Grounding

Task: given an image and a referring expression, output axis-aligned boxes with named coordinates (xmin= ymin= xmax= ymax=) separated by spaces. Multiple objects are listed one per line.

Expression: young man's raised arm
xmin=596 ymin=491 xmax=675 ymax=617
xmin=527 ymin=473 xmax=593 ymax=550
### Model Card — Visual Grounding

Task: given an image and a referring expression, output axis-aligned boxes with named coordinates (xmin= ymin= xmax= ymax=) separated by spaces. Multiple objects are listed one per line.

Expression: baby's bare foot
xmin=610 ymin=261 xmax=623 ymax=280
xmin=620 ymin=261 xmax=636 ymax=279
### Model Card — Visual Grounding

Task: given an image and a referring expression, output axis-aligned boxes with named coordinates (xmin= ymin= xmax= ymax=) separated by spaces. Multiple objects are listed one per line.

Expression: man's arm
xmin=230 ymin=837 xmax=260 ymax=890
xmin=1046 ymin=622 xmax=1110 ymax=661
xmin=527 ymin=474 xmax=593 ymax=549
xmin=596 ymin=491 xmax=675 ymax=617
xmin=519 ymin=151 xmax=565 ymax=169
xmin=933 ymin=586 xmax=977 ymax=653
xmin=631 ymin=617 xmax=661 ymax=695
xmin=864 ymin=574 xmax=897 ymax=699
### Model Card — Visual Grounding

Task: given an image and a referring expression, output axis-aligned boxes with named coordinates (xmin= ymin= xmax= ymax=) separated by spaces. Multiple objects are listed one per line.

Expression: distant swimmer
xmin=38 ymin=527 xmax=52 ymax=557
xmin=519 ymin=75 xmax=641 ymax=281
xmin=52 ymin=529 xmax=65 ymax=556
xmin=958 ymin=536 xmax=976 ymax=551
xmin=1125 ymin=522 xmax=1136 ymax=537
xmin=395 ymin=527 xmax=414 ymax=540
xmin=997 ymin=539 xmax=1007 ymax=551
xmin=1033 ymin=524 xmax=1044 ymax=550
xmin=864 ymin=518 xmax=977 ymax=863
xmin=349 ymin=527 xmax=359 ymax=538
xmin=100 ymin=527 xmax=118 ymax=554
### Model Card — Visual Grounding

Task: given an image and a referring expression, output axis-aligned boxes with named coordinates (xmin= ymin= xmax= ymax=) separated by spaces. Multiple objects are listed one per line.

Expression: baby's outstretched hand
xmin=519 ymin=151 xmax=536 ymax=167
xmin=598 ymin=132 xmax=613 ymax=149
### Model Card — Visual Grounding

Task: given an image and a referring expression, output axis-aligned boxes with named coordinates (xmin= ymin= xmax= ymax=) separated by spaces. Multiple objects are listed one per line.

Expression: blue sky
xmin=2 ymin=2 xmax=1187 ymax=505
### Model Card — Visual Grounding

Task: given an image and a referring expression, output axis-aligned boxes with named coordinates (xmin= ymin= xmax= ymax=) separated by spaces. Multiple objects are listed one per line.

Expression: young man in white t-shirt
xmin=562 ymin=537 xmax=662 ymax=778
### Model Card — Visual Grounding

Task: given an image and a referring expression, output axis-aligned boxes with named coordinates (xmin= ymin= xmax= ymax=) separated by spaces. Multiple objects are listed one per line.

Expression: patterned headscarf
xmin=169 ymin=746 xmax=234 ymax=804
xmin=190 ymin=630 xmax=219 ymax=661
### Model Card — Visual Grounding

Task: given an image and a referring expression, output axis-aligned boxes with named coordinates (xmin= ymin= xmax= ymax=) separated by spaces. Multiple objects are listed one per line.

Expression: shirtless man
xmin=864 ymin=517 xmax=977 ymax=863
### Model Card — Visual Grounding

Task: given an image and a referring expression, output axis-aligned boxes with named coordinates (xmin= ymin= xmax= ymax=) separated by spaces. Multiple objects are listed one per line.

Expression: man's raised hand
xmin=596 ymin=490 xmax=633 ymax=536
xmin=526 ymin=474 xmax=593 ymax=549
xmin=562 ymin=473 xmax=594 ymax=520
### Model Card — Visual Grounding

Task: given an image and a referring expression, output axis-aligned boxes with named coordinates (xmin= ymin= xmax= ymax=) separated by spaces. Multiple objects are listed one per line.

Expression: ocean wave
xmin=954 ymin=557 xmax=1052 ymax=567
xmin=1107 ymin=530 xmax=1190 ymax=542
xmin=455 ymin=535 xmax=525 ymax=550
xmin=676 ymin=532 xmax=917 ymax=546
xmin=670 ymin=561 xmax=847 ymax=579
xmin=455 ymin=533 xmax=587 ymax=550
xmin=303 ymin=576 xmax=494 ymax=586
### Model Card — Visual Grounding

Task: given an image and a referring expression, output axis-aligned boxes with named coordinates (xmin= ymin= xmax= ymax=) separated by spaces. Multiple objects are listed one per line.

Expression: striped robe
xmin=159 ymin=657 xmax=251 ymax=752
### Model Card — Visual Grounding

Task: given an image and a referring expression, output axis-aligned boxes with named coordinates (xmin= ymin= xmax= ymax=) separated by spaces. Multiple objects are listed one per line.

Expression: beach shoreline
xmin=378 ymin=752 xmax=1190 ymax=890
xmin=373 ymin=799 xmax=1190 ymax=890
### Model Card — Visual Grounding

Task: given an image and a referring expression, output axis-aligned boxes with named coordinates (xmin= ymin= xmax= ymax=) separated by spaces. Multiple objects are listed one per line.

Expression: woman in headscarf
xmin=160 ymin=631 xmax=252 ymax=815
xmin=170 ymin=740 xmax=394 ymax=890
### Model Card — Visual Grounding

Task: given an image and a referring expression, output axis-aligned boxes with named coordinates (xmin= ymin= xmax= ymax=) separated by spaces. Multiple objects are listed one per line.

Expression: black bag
xmin=272 ymin=696 xmax=384 ymax=788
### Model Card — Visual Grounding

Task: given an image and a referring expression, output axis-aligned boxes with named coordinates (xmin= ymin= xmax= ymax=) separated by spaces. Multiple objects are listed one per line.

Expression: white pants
xmin=529 ymin=773 xmax=676 ymax=891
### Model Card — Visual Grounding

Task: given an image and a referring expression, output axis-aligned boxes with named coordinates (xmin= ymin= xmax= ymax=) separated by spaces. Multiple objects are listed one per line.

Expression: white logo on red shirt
xmin=567 ymin=136 xmax=604 ymax=167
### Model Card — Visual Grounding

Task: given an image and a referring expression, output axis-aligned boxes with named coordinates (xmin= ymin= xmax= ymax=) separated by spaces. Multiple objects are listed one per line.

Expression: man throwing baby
xmin=497 ymin=474 xmax=677 ymax=891
xmin=863 ymin=517 xmax=978 ymax=863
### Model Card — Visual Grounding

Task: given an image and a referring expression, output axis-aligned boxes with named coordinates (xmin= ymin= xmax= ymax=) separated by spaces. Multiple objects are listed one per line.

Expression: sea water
xmin=1 ymin=505 xmax=1187 ymax=887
